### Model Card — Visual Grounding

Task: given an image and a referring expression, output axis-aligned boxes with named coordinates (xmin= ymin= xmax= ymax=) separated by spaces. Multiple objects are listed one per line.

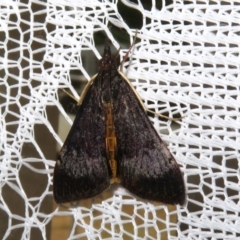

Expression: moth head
xmin=99 ymin=39 xmax=116 ymax=71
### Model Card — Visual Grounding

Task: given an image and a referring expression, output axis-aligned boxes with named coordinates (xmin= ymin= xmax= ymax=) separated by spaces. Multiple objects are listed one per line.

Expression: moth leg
xmin=146 ymin=109 xmax=185 ymax=121
xmin=60 ymin=75 xmax=98 ymax=105
xmin=61 ymin=88 xmax=79 ymax=103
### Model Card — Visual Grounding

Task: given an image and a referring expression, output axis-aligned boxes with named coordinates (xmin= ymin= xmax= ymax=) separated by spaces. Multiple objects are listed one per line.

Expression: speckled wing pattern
xmin=53 ymin=39 xmax=185 ymax=205
xmin=111 ymin=73 xmax=185 ymax=205
xmin=53 ymin=75 xmax=111 ymax=203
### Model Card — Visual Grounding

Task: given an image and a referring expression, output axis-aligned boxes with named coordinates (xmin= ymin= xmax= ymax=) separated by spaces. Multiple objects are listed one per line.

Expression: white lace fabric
xmin=1 ymin=0 xmax=240 ymax=239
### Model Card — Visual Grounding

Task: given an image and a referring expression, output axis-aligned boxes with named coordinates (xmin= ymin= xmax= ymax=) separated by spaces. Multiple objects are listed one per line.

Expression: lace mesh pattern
xmin=1 ymin=0 xmax=240 ymax=239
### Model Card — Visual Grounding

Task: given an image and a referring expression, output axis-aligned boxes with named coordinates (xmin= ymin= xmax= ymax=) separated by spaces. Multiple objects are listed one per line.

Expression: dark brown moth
xmin=53 ymin=39 xmax=185 ymax=205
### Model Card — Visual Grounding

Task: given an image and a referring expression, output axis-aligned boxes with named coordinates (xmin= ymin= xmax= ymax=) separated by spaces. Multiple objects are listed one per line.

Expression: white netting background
xmin=1 ymin=0 xmax=240 ymax=239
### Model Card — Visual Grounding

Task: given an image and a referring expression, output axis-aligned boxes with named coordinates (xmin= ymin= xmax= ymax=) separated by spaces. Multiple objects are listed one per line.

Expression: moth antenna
xmin=120 ymin=31 xmax=138 ymax=71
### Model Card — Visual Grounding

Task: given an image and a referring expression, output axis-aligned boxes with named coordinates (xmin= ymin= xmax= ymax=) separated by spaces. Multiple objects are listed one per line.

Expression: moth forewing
xmin=53 ymin=38 xmax=185 ymax=205
xmin=77 ymin=74 xmax=98 ymax=106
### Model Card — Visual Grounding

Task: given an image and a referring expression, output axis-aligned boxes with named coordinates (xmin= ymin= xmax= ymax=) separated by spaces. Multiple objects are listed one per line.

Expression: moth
xmin=53 ymin=38 xmax=185 ymax=205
